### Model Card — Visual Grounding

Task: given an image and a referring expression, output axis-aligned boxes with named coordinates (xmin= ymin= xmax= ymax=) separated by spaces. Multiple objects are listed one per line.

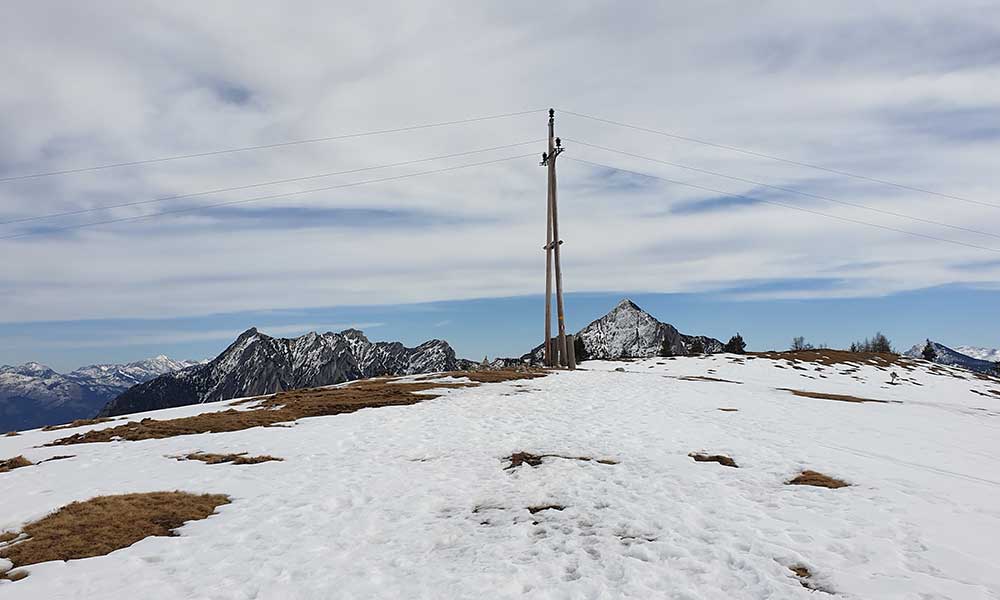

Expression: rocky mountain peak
xmin=525 ymin=299 xmax=723 ymax=361
xmin=98 ymin=328 xmax=471 ymax=417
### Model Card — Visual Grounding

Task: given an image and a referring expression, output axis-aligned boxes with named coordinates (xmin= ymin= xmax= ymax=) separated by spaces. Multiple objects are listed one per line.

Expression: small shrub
xmin=791 ymin=336 xmax=814 ymax=351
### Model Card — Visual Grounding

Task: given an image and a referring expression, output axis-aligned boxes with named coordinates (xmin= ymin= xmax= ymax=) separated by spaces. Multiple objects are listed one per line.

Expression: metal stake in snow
xmin=540 ymin=109 xmax=572 ymax=369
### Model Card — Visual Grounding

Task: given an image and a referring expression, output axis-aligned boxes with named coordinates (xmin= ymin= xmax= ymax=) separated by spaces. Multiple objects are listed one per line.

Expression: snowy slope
xmin=3 ymin=354 xmax=999 ymax=599
xmin=99 ymin=328 xmax=468 ymax=417
xmin=904 ymin=340 xmax=997 ymax=374
xmin=0 ymin=357 xmax=198 ymax=432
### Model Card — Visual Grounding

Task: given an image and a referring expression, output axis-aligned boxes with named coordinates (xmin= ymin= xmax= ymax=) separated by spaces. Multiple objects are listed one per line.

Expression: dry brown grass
xmin=778 ymin=388 xmax=889 ymax=404
xmin=4 ymin=431 xmax=19 ymax=437
xmin=787 ymin=470 xmax=849 ymax=489
xmin=178 ymin=452 xmax=282 ymax=465
xmin=48 ymin=370 xmax=545 ymax=446
xmin=526 ymin=504 xmax=565 ymax=514
xmin=752 ymin=349 xmax=909 ymax=369
xmin=689 ymin=453 xmax=738 ymax=468
xmin=670 ymin=375 xmax=743 ymax=384
xmin=504 ymin=451 xmax=618 ymax=470
xmin=41 ymin=418 xmax=115 ymax=432
xmin=0 ymin=532 xmax=18 ymax=544
xmin=0 ymin=492 xmax=229 ymax=577
xmin=0 ymin=456 xmax=33 ymax=473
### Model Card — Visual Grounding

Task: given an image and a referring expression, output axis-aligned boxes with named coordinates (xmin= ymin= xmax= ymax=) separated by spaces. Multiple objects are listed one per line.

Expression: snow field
xmin=2 ymin=356 xmax=999 ymax=599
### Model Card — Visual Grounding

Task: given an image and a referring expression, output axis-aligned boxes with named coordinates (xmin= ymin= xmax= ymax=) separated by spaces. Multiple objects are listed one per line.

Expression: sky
xmin=2 ymin=2 xmax=999 ymax=370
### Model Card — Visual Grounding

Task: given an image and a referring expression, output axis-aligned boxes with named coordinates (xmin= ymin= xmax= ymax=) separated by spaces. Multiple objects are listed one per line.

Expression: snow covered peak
xmin=339 ymin=328 xmax=370 ymax=343
xmin=15 ymin=361 xmax=57 ymax=377
xmin=954 ymin=346 xmax=1000 ymax=362
xmin=526 ymin=299 xmax=723 ymax=361
xmin=614 ymin=298 xmax=643 ymax=312
xmin=904 ymin=340 xmax=997 ymax=374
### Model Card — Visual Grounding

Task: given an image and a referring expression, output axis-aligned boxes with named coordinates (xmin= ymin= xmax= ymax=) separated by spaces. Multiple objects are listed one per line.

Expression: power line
xmin=0 ymin=153 xmax=535 ymax=241
xmin=0 ymin=139 xmax=542 ymax=226
xmin=565 ymin=157 xmax=1000 ymax=255
xmin=559 ymin=109 xmax=1000 ymax=210
xmin=567 ymin=138 xmax=1000 ymax=242
xmin=0 ymin=109 xmax=544 ymax=183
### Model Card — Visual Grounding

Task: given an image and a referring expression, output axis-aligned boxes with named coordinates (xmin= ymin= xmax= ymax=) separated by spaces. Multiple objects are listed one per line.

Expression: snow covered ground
xmin=2 ymin=354 xmax=999 ymax=599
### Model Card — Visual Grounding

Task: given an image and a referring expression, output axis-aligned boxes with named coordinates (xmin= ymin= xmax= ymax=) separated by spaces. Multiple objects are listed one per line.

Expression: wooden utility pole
xmin=543 ymin=138 xmax=554 ymax=366
xmin=541 ymin=108 xmax=572 ymax=369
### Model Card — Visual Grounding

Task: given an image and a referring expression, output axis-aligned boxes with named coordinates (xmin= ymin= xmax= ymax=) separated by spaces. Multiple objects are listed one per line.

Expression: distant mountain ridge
xmin=522 ymin=299 xmax=724 ymax=363
xmin=99 ymin=328 xmax=473 ymax=417
xmin=904 ymin=340 xmax=998 ymax=374
xmin=0 ymin=356 xmax=201 ymax=431
xmin=953 ymin=346 xmax=1000 ymax=363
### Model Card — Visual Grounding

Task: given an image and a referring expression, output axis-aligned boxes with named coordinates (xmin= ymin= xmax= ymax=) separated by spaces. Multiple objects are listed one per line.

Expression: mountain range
xmin=904 ymin=340 xmax=999 ymax=374
xmin=6 ymin=300 xmax=730 ymax=426
xmin=98 ymin=328 xmax=474 ymax=417
xmin=0 ymin=356 xmax=201 ymax=431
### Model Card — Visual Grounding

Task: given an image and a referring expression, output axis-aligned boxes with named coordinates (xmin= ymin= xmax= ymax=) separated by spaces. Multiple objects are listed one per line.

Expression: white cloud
xmin=1 ymin=1 xmax=999 ymax=323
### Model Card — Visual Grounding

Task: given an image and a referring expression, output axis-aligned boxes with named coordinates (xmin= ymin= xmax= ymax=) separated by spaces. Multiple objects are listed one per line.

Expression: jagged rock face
xmin=99 ymin=328 xmax=464 ymax=417
xmin=0 ymin=357 xmax=199 ymax=431
xmin=904 ymin=341 xmax=998 ymax=374
xmin=525 ymin=299 xmax=724 ymax=361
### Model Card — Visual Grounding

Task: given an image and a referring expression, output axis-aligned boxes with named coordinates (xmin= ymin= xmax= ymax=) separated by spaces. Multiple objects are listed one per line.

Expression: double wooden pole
xmin=542 ymin=109 xmax=574 ymax=369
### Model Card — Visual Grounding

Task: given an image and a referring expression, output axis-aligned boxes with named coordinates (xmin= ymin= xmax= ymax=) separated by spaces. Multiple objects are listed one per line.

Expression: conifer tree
xmin=921 ymin=340 xmax=937 ymax=361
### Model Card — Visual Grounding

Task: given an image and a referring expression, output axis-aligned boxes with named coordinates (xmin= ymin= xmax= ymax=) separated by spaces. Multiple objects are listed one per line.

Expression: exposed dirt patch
xmin=504 ymin=451 xmax=618 ymax=470
xmin=670 ymin=375 xmax=743 ymax=384
xmin=0 ymin=492 xmax=229 ymax=580
xmin=689 ymin=453 xmax=738 ymax=468
xmin=37 ymin=455 xmax=74 ymax=464
xmin=177 ymin=452 xmax=283 ymax=465
xmin=527 ymin=504 xmax=565 ymax=514
xmin=48 ymin=370 xmax=545 ymax=446
xmin=4 ymin=431 xmax=19 ymax=437
xmin=787 ymin=470 xmax=849 ymax=489
xmin=789 ymin=565 xmax=832 ymax=592
xmin=41 ymin=418 xmax=116 ymax=432
xmin=717 ymin=408 xmax=739 ymax=412
xmin=778 ymin=388 xmax=890 ymax=404
xmin=0 ymin=455 xmax=33 ymax=473
xmin=0 ymin=532 xmax=18 ymax=544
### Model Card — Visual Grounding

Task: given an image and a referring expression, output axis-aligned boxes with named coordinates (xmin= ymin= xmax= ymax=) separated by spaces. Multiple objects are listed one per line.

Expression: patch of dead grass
xmin=670 ymin=375 xmax=743 ymax=384
xmin=41 ymin=418 xmax=115 ymax=432
xmin=0 ymin=492 xmax=229 ymax=579
xmin=0 ymin=456 xmax=33 ymax=473
xmin=753 ymin=349 xmax=909 ymax=369
xmin=0 ymin=532 xmax=18 ymax=544
xmin=787 ymin=470 xmax=849 ymax=489
xmin=504 ymin=451 xmax=618 ymax=470
xmin=778 ymin=388 xmax=889 ymax=404
xmin=177 ymin=452 xmax=282 ymax=465
xmin=689 ymin=453 xmax=738 ymax=468
xmin=788 ymin=564 xmax=832 ymax=593
xmin=526 ymin=504 xmax=565 ymax=514
xmin=4 ymin=431 xmax=19 ymax=437
xmin=48 ymin=370 xmax=545 ymax=446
